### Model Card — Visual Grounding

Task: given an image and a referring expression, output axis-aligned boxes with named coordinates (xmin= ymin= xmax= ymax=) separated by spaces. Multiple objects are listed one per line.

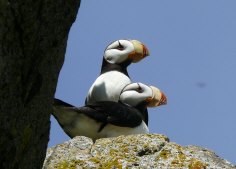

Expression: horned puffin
xmin=53 ymin=83 xmax=167 ymax=141
xmin=86 ymin=39 xmax=150 ymax=105
xmin=119 ymin=82 xmax=167 ymax=126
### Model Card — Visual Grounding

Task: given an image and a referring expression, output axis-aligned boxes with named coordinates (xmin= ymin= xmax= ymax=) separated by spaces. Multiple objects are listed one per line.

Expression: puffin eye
xmin=136 ymin=83 xmax=143 ymax=93
xmin=116 ymin=41 xmax=124 ymax=50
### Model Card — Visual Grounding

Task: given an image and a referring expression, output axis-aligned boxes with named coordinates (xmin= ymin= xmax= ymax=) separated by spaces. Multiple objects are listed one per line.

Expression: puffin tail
xmin=54 ymin=98 xmax=74 ymax=107
xmin=52 ymin=98 xmax=79 ymax=138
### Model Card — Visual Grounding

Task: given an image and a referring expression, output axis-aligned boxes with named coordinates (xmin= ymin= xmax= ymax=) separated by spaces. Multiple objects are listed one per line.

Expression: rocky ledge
xmin=43 ymin=134 xmax=235 ymax=169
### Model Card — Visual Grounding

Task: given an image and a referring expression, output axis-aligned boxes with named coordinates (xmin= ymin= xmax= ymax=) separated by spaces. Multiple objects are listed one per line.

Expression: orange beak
xmin=128 ymin=40 xmax=150 ymax=63
xmin=146 ymin=86 xmax=167 ymax=107
xmin=142 ymin=44 xmax=150 ymax=58
xmin=157 ymin=92 xmax=167 ymax=106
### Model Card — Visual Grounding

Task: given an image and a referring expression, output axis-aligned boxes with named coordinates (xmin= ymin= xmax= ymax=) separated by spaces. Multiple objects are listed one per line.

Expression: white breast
xmin=86 ymin=71 xmax=131 ymax=104
xmin=100 ymin=121 xmax=149 ymax=138
xmin=68 ymin=114 xmax=149 ymax=141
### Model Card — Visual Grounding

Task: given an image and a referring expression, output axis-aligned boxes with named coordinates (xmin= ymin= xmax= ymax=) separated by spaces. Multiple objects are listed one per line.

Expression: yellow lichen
xmin=55 ymin=159 xmax=84 ymax=169
xmin=171 ymin=158 xmax=185 ymax=168
xmin=55 ymin=160 xmax=71 ymax=169
xmin=178 ymin=152 xmax=186 ymax=161
xmin=157 ymin=149 xmax=171 ymax=160
xmin=167 ymin=150 xmax=186 ymax=168
xmin=100 ymin=158 xmax=122 ymax=169
xmin=188 ymin=159 xmax=207 ymax=169
xmin=89 ymin=157 xmax=100 ymax=164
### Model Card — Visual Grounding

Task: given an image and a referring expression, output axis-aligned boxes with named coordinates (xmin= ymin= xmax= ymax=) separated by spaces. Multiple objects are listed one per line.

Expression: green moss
xmin=22 ymin=125 xmax=32 ymax=146
xmin=10 ymin=126 xmax=17 ymax=138
xmin=18 ymin=125 xmax=32 ymax=155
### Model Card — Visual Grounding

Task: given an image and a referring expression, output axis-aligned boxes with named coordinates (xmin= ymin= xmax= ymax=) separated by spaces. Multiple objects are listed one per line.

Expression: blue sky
xmin=49 ymin=1 xmax=236 ymax=164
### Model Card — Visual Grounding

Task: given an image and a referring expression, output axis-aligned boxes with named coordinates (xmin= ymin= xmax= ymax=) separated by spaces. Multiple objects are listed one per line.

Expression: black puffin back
xmin=100 ymin=58 xmax=131 ymax=76
xmin=135 ymin=102 xmax=149 ymax=126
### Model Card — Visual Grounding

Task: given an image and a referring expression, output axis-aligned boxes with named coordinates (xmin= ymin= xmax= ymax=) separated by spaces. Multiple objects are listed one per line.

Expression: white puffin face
xmin=120 ymin=83 xmax=167 ymax=107
xmin=119 ymin=83 xmax=153 ymax=107
xmin=104 ymin=40 xmax=135 ymax=64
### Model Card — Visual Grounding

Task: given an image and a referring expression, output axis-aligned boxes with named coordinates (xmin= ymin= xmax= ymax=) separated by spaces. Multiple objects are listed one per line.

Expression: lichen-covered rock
xmin=43 ymin=134 xmax=236 ymax=169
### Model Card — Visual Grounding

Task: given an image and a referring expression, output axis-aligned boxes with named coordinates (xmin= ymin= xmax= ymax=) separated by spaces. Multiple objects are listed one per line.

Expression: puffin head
xmin=119 ymin=83 xmax=167 ymax=107
xmin=104 ymin=39 xmax=150 ymax=64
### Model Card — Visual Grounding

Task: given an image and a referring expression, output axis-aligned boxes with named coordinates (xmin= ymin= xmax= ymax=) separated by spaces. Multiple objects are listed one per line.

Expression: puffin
xmin=119 ymin=82 xmax=167 ymax=126
xmin=86 ymin=39 xmax=150 ymax=105
xmin=53 ymin=83 xmax=167 ymax=141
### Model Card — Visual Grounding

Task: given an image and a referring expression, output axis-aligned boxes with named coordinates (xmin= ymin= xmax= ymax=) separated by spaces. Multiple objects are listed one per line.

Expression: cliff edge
xmin=43 ymin=134 xmax=235 ymax=169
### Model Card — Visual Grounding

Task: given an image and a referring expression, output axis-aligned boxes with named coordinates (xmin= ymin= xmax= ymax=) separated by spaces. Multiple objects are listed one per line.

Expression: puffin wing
xmin=53 ymin=98 xmax=107 ymax=124
xmin=53 ymin=99 xmax=143 ymax=128
xmin=86 ymin=101 xmax=143 ymax=127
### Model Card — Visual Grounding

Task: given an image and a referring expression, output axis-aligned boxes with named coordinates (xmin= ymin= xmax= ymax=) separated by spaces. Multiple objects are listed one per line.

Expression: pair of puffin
xmin=53 ymin=39 xmax=167 ymax=141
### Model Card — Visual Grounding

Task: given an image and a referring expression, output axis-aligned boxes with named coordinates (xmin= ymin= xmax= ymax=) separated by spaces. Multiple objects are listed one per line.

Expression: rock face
xmin=0 ymin=1 xmax=80 ymax=168
xmin=43 ymin=134 xmax=235 ymax=169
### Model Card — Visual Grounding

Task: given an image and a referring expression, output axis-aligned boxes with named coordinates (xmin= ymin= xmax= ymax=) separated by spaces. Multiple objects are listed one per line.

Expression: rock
xmin=43 ymin=134 xmax=236 ymax=169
